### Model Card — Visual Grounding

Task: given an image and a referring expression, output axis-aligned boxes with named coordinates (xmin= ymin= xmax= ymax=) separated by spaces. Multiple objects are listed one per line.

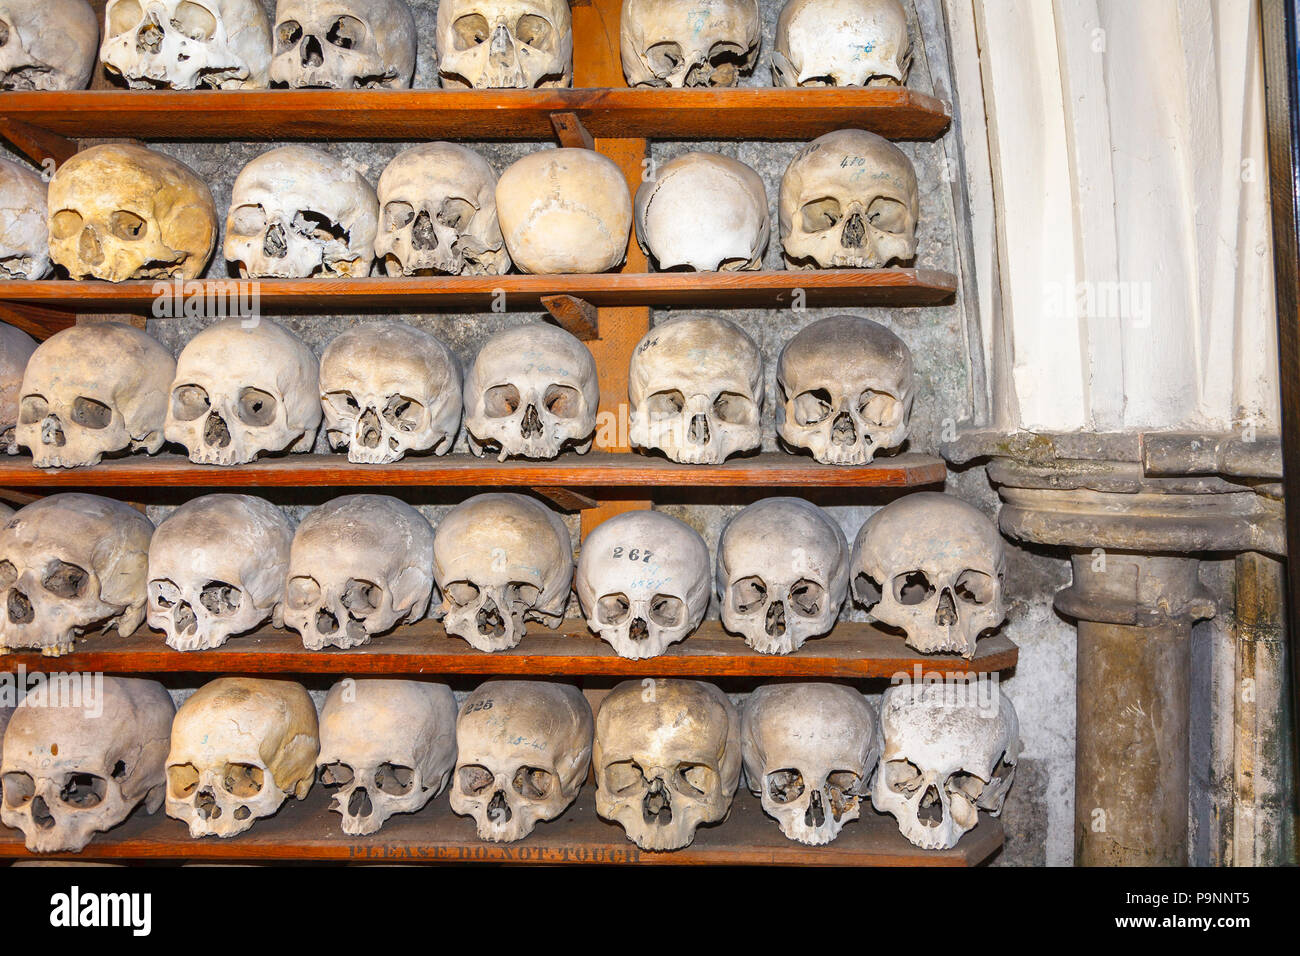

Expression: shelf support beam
xmin=541 ymin=293 xmax=598 ymax=340
xmin=550 ymin=111 xmax=596 ymax=150
xmin=0 ymin=119 xmax=77 ymax=170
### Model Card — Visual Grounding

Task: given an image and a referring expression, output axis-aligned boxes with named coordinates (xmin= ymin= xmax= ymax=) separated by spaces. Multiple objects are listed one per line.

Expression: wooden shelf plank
xmin=0 ymin=787 xmax=1002 ymax=865
xmin=0 ymin=621 xmax=1017 ymax=678
xmin=0 ymin=88 xmax=950 ymax=143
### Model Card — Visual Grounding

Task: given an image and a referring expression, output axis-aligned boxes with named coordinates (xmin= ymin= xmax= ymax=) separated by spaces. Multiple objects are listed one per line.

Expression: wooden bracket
xmin=0 ymin=118 xmax=77 ymax=169
xmin=550 ymin=111 xmax=596 ymax=150
xmin=541 ymin=293 xmax=599 ymax=340
xmin=0 ymin=302 xmax=74 ymax=341
xmin=532 ymin=486 xmax=600 ymax=512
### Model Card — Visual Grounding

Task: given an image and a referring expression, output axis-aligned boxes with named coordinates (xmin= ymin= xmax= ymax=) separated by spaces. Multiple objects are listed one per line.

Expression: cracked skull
xmin=225 ymin=145 xmax=379 ymax=279
xmin=0 ymin=322 xmax=37 ymax=455
xmin=321 ymin=322 xmax=463 ymax=464
xmin=0 ymin=677 xmax=174 ymax=853
xmin=450 ymin=680 xmax=592 ymax=843
xmin=628 ymin=315 xmax=763 ymax=464
xmin=17 ymin=322 xmax=174 ymax=469
xmin=717 ymin=497 xmax=849 ymax=654
xmin=147 ymin=494 xmax=293 ymax=651
xmin=166 ymin=677 xmax=319 ymax=838
xmin=595 ymin=679 xmax=741 ymax=851
xmin=780 ymin=128 xmax=918 ymax=269
xmin=463 ymin=323 xmax=598 ymax=462
xmin=436 ymin=0 xmax=571 ymax=89
xmin=165 ymin=317 xmax=321 ymax=466
xmin=318 ymin=679 xmax=457 ymax=835
xmin=872 ymin=682 xmax=1020 ymax=850
xmin=620 ymin=0 xmax=759 ymax=88
xmin=102 ymin=0 xmax=273 ymax=90
xmin=433 ymin=493 xmax=573 ymax=652
xmin=741 ymin=682 xmax=877 ymax=845
xmin=48 ymin=144 xmax=218 ymax=282
xmin=576 ymin=510 xmax=710 ymax=659
xmin=0 ymin=494 xmax=153 ymax=657
xmin=772 ymin=0 xmax=910 ymax=88
xmin=271 ymin=0 xmax=416 ymax=89
xmin=285 ymin=495 xmax=434 ymax=651
xmin=0 ymin=0 xmax=98 ymax=91
xmin=777 ymin=315 xmax=913 ymax=465
xmin=0 ymin=159 xmax=51 ymax=280
xmin=851 ymin=492 xmax=1006 ymax=658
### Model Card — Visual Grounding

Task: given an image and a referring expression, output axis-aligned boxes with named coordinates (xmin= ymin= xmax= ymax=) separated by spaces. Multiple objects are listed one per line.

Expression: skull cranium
xmin=271 ymin=0 xmax=416 ymax=89
xmin=102 ymin=0 xmax=273 ymax=90
xmin=620 ymin=0 xmax=759 ymax=88
xmin=772 ymin=0 xmax=911 ymax=88
xmin=0 ymin=0 xmax=98 ymax=91
xmin=0 ymin=322 xmax=37 ymax=455
xmin=0 ymin=159 xmax=51 ymax=280
xmin=436 ymin=0 xmax=572 ymax=89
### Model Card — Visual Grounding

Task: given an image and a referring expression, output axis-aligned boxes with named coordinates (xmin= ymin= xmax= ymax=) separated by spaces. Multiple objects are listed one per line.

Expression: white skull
xmin=635 ymin=152 xmax=768 ymax=272
xmin=225 ymin=146 xmax=379 ymax=279
xmin=772 ymin=0 xmax=910 ymax=88
xmin=741 ymin=682 xmax=878 ymax=845
xmin=320 ymin=322 xmax=463 ymax=464
xmin=450 ymin=680 xmax=592 ymax=843
xmin=165 ymin=317 xmax=322 ymax=466
xmin=595 ymin=679 xmax=741 ymax=851
xmin=433 ymin=493 xmax=573 ymax=652
xmin=575 ymin=511 xmax=710 ymax=659
xmin=48 ymin=144 xmax=218 ymax=282
xmin=17 ymin=322 xmax=175 ymax=469
xmin=628 ymin=314 xmax=763 ymax=464
xmin=102 ymin=0 xmax=273 ymax=90
xmin=780 ymin=128 xmax=918 ymax=269
xmin=166 ymin=677 xmax=319 ymax=838
xmin=620 ymin=0 xmax=759 ymax=88
xmin=271 ymin=0 xmax=416 ymax=89
xmin=872 ymin=682 xmax=1020 ymax=850
xmin=376 ymin=143 xmax=510 ymax=277
xmin=0 ymin=159 xmax=50 ymax=280
xmin=495 ymin=149 xmax=632 ymax=274
xmin=777 ymin=315 xmax=913 ymax=465
xmin=463 ymin=323 xmax=598 ymax=462
xmin=0 ymin=494 xmax=153 ymax=657
xmin=0 ymin=677 xmax=174 ymax=853
xmin=717 ymin=497 xmax=849 ymax=654
xmin=147 ymin=494 xmax=293 ymax=651
xmin=851 ymin=492 xmax=1007 ymax=658
xmin=0 ymin=504 xmax=11 ymax=522
xmin=0 ymin=322 xmax=37 ymax=455
xmin=318 ymin=679 xmax=457 ymax=836
xmin=0 ymin=0 xmax=98 ymax=90
xmin=436 ymin=0 xmax=571 ymax=89
xmin=284 ymin=495 xmax=434 ymax=650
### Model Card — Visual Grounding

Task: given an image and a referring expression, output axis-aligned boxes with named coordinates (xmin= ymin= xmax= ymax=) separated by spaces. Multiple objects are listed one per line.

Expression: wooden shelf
xmin=0 ymin=786 xmax=1002 ymax=865
xmin=0 ymin=621 xmax=1017 ymax=679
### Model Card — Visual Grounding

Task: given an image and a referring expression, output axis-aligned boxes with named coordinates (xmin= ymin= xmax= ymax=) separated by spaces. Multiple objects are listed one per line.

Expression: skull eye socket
xmin=827 ymin=770 xmax=861 ymax=797
xmin=885 ymin=758 xmax=924 ymax=795
xmin=445 ymin=581 xmax=480 ymax=607
xmin=171 ymin=384 xmax=211 ymax=421
xmin=18 ymin=394 xmax=47 ymax=425
xmin=674 ymin=762 xmax=715 ymax=797
xmin=767 ymin=769 xmax=805 ymax=804
xmin=109 ymin=210 xmax=148 ymax=242
xmin=649 ymin=593 xmax=683 ymax=627
xmin=49 ymin=210 xmax=84 ymax=241
xmin=292 ymin=210 xmax=349 ymax=245
xmin=732 ymin=575 xmax=767 ymax=614
xmin=229 ymin=204 xmax=268 ymax=236
xmin=866 ymin=196 xmax=910 ymax=234
xmin=438 ymin=197 xmax=477 ymax=232
xmin=326 ymin=15 xmax=365 ymax=49
xmin=384 ymin=201 xmax=415 ymax=231
xmin=800 ymin=197 xmax=842 ymax=233
xmin=287 ymin=575 xmax=321 ymax=610
xmin=276 ymin=19 xmax=302 ymax=48
xmin=149 ymin=578 xmax=180 ymax=610
xmin=171 ymin=1 xmax=217 ymax=41
xmin=237 ymin=387 xmax=277 ymax=427
xmin=646 ymin=389 xmax=685 ymax=417
xmin=946 ymin=770 xmax=986 ymax=802
xmin=325 ymin=390 xmax=360 ymax=416
xmin=383 ymin=394 xmax=424 ymax=433
xmin=167 ymin=763 xmax=199 ymax=798
xmin=2 ymin=772 xmax=34 ymax=808
xmin=508 ymin=582 xmax=542 ymax=610
xmin=859 ymin=389 xmax=901 ymax=427
xmin=955 ymin=569 xmax=996 ymax=605
xmin=515 ymin=14 xmax=553 ymax=49
xmin=792 ymin=388 xmax=832 ymax=425
xmin=221 ymin=763 xmax=264 ymax=798
xmin=543 ymin=384 xmax=582 ymax=420
xmin=452 ymin=13 xmax=491 ymax=49
xmin=71 ymin=397 xmax=112 ymax=430
xmin=511 ymin=765 xmax=552 ymax=800
xmin=458 ymin=764 xmax=494 ymax=795
xmin=605 ymin=760 xmax=646 ymax=795
xmin=341 ymin=578 xmax=381 ymax=616
xmin=713 ymin=392 xmax=756 ymax=426
xmin=596 ymin=592 xmax=630 ymax=625
xmin=645 ymin=41 xmax=684 ymax=75
xmin=319 ymin=762 xmax=354 ymax=788
xmin=42 ymin=561 xmax=88 ymax=599
xmin=0 ymin=560 xmax=16 ymax=588
xmin=893 ymin=569 xmax=935 ymax=605
xmin=789 ymin=578 xmax=825 ymax=617
xmin=108 ymin=0 xmax=144 ymax=36
xmin=200 ymin=580 xmax=242 ymax=615
xmin=59 ymin=772 xmax=106 ymax=809
xmin=376 ymin=762 xmax=415 ymax=795
xmin=483 ymin=384 xmax=521 ymax=418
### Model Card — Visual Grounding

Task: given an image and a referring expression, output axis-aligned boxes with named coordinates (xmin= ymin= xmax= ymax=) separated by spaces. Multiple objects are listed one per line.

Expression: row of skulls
xmin=0 ymin=488 xmax=1006 ymax=661
xmin=0 ymin=128 xmax=919 ymax=282
xmin=0 ymin=675 xmax=1018 ymax=854
xmin=1 ymin=0 xmax=911 ymax=92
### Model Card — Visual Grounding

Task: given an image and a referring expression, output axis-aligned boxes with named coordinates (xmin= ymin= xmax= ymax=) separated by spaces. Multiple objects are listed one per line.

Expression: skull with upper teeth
xmin=102 ymin=0 xmax=274 ymax=90
xmin=436 ymin=0 xmax=572 ymax=89
xmin=0 ymin=322 xmax=37 ymax=455
xmin=0 ymin=0 xmax=98 ymax=91
xmin=620 ymin=0 xmax=760 ymax=88
xmin=0 ymin=159 xmax=51 ymax=280
xmin=851 ymin=492 xmax=1006 ymax=659
xmin=271 ymin=0 xmax=416 ymax=89
xmin=772 ymin=0 xmax=911 ymax=88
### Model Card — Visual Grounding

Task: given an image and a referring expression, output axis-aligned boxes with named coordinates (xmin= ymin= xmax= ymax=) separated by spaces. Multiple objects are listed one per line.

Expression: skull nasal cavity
xmin=521 ymin=404 xmax=542 ymax=438
xmin=841 ymin=212 xmax=866 ymax=248
xmin=263 ymin=222 xmax=288 ymax=259
xmin=78 ymin=227 xmax=104 ymax=266
xmin=358 ymin=408 xmax=382 ymax=447
xmin=348 ymin=787 xmax=373 ymax=818
xmin=936 ymin=588 xmax=957 ymax=626
xmin=137 ymin=16 xmax=164 ymax=54
xmin=412 ymin=210 xmax=438 ymax=250
xmin=204 ymin=412 xmax=231 ymax=448
xmin=688 ymin=413 xmax=710 ymax=445
xmin=832 ymin=411 xmax=856 ymax=446
xmin=7 ymin=589 xmax=32 ymax=624
xmin=765 ymin=600 xmax=786 ymax=637
xmin=301 ymin=34 xmax=324 ymax=67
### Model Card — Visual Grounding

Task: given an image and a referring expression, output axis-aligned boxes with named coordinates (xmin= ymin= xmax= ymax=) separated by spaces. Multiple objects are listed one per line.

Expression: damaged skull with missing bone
xmin=101 ymin=0 xmax=274 ymax=90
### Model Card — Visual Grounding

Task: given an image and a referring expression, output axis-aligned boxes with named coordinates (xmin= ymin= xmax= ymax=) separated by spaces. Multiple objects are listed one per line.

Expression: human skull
xmin=620 ymin=0 xmax=759 ymax=88
xmin=17 ymin=323 xmax=175 ymax=469
xmin=851 ymin=492 xmax=1006 ymax=658
xmin=575 ymin=511 xmax=710 ymax=659
xmin=147 ymin=494 xmax=293 ymax=651
xmin=271 ymin=0 xmax=416 ymax=89
xmin=635 ymin=152 xmax=768 ymax=272
xmin=0 ymin=504 xmax=11 ymax=522
xmin=450 ymin=681 xmax=592 ymax=842
xmin=0 ymin=494 xmax=153 ymax=657
xmin=433 ymin=493 xmax=573 ymax=652
xmin=0 ymin=0 xmax=98 ymax=90
xmin=872 ymin=682 xmax=1020 ymax=849
xmin=717 ymin=497 xmax=849 ymax=654
xmin=225 ymin=146 xmax=379 ymax=279
xmin=772 ymin=0 xmax=910 ymax=88
xmin=318 ymin=679 xmax=457 ymax=836
xmin=741 ymin=682 xmax=877 ymax=845
xmin=102 ymin=0 xmax=273 ymax=90
xmin=628 ymin=315 xmax=763 ymax=464
xmin=320 ymin=322 xmax=462 ymax=465
xmin=0 ymin=159 xmax=50 ymax=280
xmin=463 ymin=323 xmax=598 ymax=462
xmin=48 ymin=144 xmax=218 ymax=282
xmin=595 ymin=679 xmax=741 ymax=851
xmin=780 ymin=129 xmax=918 ymax=269
xmin=495 ymin=149 xmax=632 ymax=274
xmin=285 ymin=495 xmax=434 ymax=651
xmin=777 ymin=315 xmax=913 ymax=465
xmin=0 ymin=322 xmax=37 ymax=455
xmin=375 ymin=143 xmax=509 ymax=278
xmin=165 ymin=317 xmax=322 ymax=466
xmin=436 ymin=0 xmax=571 ymax=89
xmin=0 ymin=677 xmax=174 ymax=853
